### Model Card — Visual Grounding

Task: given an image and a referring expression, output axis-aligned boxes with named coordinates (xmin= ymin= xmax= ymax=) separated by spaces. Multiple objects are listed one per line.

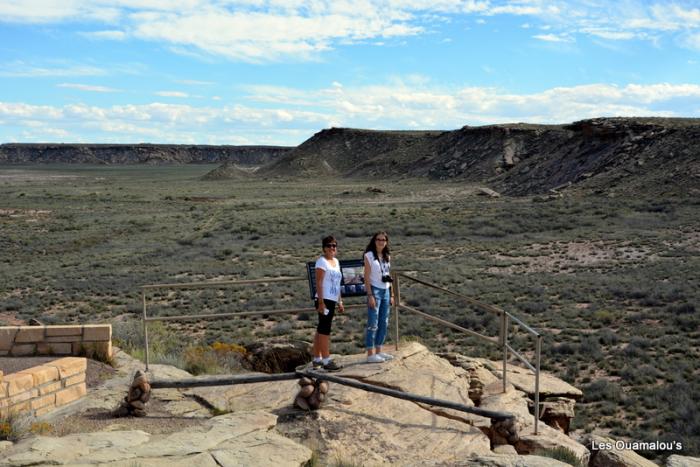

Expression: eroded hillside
xmin=258 ymin=118 xmax=700 ymax=196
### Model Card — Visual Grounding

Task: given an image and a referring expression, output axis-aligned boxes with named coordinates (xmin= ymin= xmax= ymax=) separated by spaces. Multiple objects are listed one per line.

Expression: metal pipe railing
xmin=398 ymin=304 xmax=498 ymax=343
xmin=147 ymin=369 xmax=515 ymax=422
xmin=393 ymin=272 xmax=543 ymax=434
xmin=302 ymin=369 xmax=515 ymax=422
xmin=144 ymin=304 xmax=366 ymax=323
xmin=392 ymin=272 xmax=400 ymax=351
xmin=139 ymin=269 xmax=543 ymax=433
xmin=141 ymin=276 xmax=304 ymax=290
xmin=397 ymin=273 xmax=503 ymax=315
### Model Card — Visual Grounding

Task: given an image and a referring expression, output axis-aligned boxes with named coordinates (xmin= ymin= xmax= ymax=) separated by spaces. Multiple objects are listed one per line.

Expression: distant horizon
xmin=6 ymin=114 xmax=700 ymax=147
xmin=2 ymin=1 xmax=700 ymax=145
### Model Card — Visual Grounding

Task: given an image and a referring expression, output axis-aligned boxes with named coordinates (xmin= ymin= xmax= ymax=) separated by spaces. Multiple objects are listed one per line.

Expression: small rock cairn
xmin=294 ymin=376 xmax=329 ymax=411
xmin=113 ymin=370 xmax=151 ymax=417
xmin=491 ymin=417 xmax=521 ymax=445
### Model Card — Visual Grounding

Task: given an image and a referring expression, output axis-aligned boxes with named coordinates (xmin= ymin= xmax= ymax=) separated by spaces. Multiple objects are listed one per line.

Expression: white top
xmin=364 ymin=251 xmax=391 ymax=290
xmin=315 ymin=256 xmax=342 ymax=302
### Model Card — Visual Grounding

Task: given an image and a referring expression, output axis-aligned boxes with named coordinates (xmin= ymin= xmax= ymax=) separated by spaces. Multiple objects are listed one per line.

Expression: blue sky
xmin=1 ymin=0 xmax=700 ymax=145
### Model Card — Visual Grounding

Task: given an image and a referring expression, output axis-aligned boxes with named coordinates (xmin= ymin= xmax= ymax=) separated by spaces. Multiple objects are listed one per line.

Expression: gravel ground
xmin=0 ymin=356 xmax=117 ymax=388
xmin=50 ymin=399 xmax=209 ymax=437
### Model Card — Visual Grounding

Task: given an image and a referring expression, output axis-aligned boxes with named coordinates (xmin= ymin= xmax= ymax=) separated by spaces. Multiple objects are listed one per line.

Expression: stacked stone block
xmin=0 ymin=357 xmax=87 ymax=417
xmin=294 ymin=377 xmax=329 ymax=411
xmin=0 ymin=324 xmax=112 ymax=358
xmin=113 ymin=370 xmax=151 ymax=417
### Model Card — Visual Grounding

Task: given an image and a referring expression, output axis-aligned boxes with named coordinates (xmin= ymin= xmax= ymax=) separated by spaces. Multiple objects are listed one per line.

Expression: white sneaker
xmin=366 ymin=354 xmax=385 ymax=363
xmin=378 ymin=352 xmax=394 ymax=361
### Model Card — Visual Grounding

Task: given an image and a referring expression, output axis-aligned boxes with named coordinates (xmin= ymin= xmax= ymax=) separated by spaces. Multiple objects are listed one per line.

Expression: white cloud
xmin=2 ymin=1 xmax=700 ymax=60
xmin=241 ymin=81 xmax=700 ymax=130
xmin=128 ymin=7 xmax=423 ymax=62
xmin=488 ymin=5 xmax=541 ymax=16
xmin=683 ymin=32 xmax=700 ymax=51
xmin=175 ymin=79 xmax=214 ymax=86
xmin=6 ymin=80 xmax=699 ymax=144
xmin=0 ymin=1 xmax=101 ymax=23
xmin=0 ymin=60 xmax=106 ymax=77
xmin=155 ymin=91 xmax=189 ymax=98
xmin=0 ymin=99 xmax=329 ymax=144
xmin=57 ymin=83 xmax=120 ymax=92
xmin=533 ymin=33 xmax=572 ymax=43
xmin=583 ymin=29 xmax=636 ymax=41
xmin=81 ymin=30 xmax=127 ymax=40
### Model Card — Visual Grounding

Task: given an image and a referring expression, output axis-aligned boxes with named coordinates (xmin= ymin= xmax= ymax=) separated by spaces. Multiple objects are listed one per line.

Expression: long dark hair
xmin=364 ymin=231 xmax=390 ymax=262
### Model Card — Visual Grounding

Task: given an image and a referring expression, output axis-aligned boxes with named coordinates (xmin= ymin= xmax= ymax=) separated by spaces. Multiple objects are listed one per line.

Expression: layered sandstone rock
xmin=1 ymin=342 xmax=595 ymax=466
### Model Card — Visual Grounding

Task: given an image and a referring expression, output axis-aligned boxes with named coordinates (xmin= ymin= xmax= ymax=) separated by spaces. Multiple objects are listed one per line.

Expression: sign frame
xmin=306 ymin=258 xmax=366 ymax=300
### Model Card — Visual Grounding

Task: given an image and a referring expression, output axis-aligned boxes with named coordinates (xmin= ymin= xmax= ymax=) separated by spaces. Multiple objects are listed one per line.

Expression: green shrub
xmin=0 ymin=411 xmax=32 ymax=441
xmin=582 ymin=379 xmax=623 ymax=403
xmin=534 ymin=446 xmax=585 ymax=467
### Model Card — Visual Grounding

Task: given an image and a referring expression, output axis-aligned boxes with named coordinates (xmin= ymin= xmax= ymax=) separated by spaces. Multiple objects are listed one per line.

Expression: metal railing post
xmin=534 ymin=334 xmax=542 ymax=434
xmin=142 ymin=290 xmax=150 ymax=372
xmin=393 ymin=272 xmax=400 ymax=351
xmin=502 ymin=313 xmax=508 ymax=393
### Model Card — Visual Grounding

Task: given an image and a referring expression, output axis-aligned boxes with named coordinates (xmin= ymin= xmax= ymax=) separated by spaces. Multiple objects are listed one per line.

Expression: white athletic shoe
xmin=366 ymin=354 xmax=386 ymax=363
xmin=378 ymin=352 xmax=394 ymax=361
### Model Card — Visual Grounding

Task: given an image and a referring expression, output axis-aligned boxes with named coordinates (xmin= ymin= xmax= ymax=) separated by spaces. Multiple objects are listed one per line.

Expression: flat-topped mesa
xmin=0 ymin=143 xmax=292 ymax=165
xmin=253 ymin=117 xmax=700 ymax=196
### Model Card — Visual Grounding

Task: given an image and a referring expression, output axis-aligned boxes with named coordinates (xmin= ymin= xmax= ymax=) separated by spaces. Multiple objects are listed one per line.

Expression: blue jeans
xmin=365 ymin=286 xmax=391 ymax=349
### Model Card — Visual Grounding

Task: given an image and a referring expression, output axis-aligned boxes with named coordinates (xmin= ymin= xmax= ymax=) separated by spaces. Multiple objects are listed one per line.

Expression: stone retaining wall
xmin=0 ymin=325 xmax=112 ymax=358
xmin=0 ymin=357 xmax=87 ymax=417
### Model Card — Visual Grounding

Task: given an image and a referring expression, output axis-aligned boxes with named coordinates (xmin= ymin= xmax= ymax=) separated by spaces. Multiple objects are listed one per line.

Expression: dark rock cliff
xmin=258 ymin=118 xmax=700 ymax=196
xmin=0 ymin=143 xmax=292 ymax=165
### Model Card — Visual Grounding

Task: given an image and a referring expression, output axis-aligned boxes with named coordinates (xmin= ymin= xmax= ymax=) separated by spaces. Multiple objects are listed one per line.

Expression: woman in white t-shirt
xmin=311 ymin=235 xmax=345 ymax=371
xmin=363 ymin=231 xmax=395 ymax=363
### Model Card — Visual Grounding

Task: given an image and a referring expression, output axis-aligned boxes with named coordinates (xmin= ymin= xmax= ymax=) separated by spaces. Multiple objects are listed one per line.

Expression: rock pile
xmin=491 ymin=417 xmax=522 ymax=445
xmin=113 ymin=370 xmax=151 ymax=417
xmin=293 ymin=376 xmax=329 ymax=411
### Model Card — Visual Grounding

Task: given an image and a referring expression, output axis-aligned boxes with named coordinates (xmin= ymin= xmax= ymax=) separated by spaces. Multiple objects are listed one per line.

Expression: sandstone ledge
xmin=0 ymin=343 xmax=598 ymax=466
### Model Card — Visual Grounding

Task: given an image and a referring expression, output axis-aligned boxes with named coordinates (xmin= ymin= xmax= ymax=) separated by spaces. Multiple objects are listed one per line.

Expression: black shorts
xmin=314 ymin=298 xmax=336 ymax=335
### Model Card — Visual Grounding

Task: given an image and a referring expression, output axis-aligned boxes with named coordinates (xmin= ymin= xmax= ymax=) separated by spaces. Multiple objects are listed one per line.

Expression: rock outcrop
xmin=191 ymin=342 xmax=588 ymax=465
xmin=667 ymin=455 xmax=700 ymax=467
xmin=12 ymin=342 xmax=688 ymax=466
xmin=0 ymin=411 xmax=311 ymax=466
xmin=258 ymin=117 xmax=700 ymax=196
xmin=0 ymin=143 xmax=291 ymax=165
xmin=200 ymin=162 xmax=257 ymax=180
xmin=584 ymin=435 xmax=658 ymax=467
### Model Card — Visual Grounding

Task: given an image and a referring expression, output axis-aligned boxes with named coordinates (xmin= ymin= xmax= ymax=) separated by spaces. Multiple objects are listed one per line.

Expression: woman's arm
xmin=315 ymin=268 xmax=326 ymax=313
xmin=364 ymin=255 xmax=376 ymax=308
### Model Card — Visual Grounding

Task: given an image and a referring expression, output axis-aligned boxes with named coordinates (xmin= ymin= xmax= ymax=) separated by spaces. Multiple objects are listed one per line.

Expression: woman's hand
xmin=316 ymin=301 xmax=325 ymax=314
xmin=368 ymin=295 xmax=376 ymax=309
xmin=390 ymin=295 xmax=395 ymax=306
xmin=338 ymin=302 xmax=345 ymax=313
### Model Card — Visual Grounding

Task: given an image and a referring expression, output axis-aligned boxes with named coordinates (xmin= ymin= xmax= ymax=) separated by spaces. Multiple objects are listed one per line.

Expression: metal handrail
xmin=140 ymin=276 xmax=364 ymax=371
xmin=141 ymin=276 xmax=304 ymax=290
xmin=394 ymin=272 xmax=543 ymax=434
xmin=140 ymin=270 xmax=544 ymax=433
xmin=396 ymin=272 xmax=504 ymax=316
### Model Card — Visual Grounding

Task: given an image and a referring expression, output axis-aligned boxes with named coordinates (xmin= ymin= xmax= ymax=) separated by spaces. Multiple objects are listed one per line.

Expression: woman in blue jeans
xmin=363 ymin=231 xmax=394 ymax=363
